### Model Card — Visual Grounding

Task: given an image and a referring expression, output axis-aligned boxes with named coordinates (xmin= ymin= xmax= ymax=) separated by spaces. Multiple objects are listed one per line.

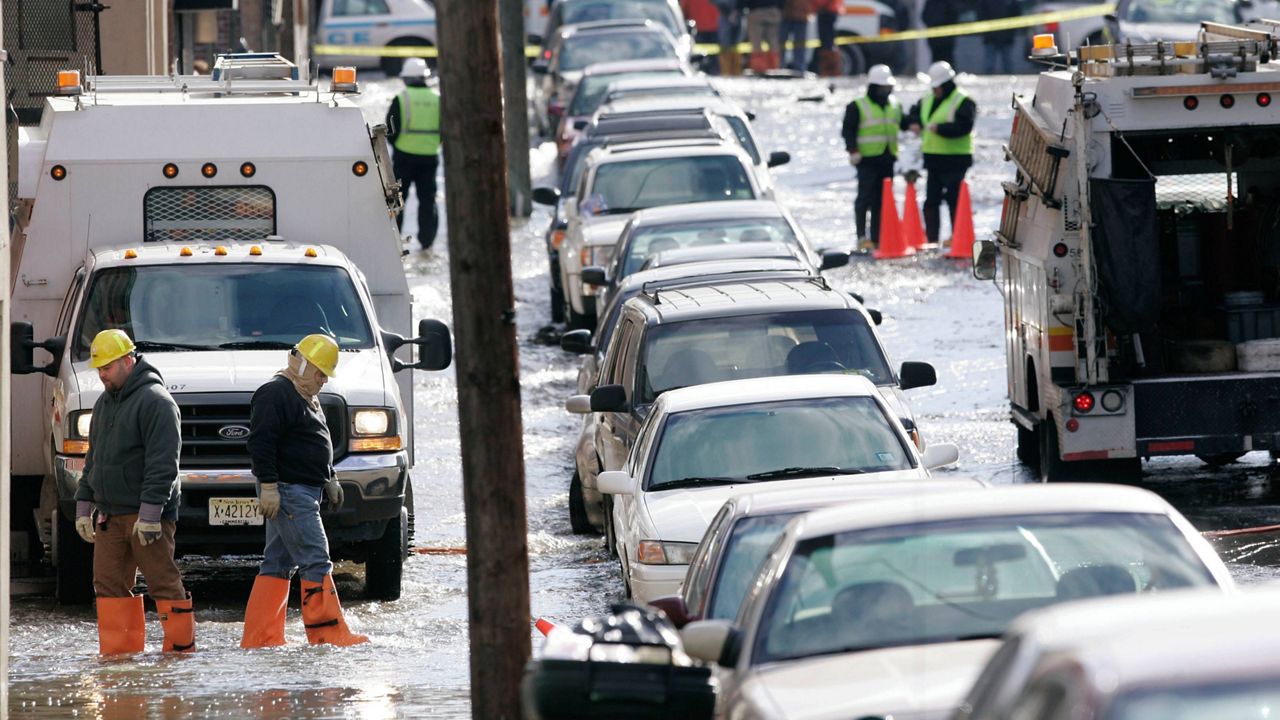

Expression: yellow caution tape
xmin=316 ymin=2 xmax=1114 ymax=61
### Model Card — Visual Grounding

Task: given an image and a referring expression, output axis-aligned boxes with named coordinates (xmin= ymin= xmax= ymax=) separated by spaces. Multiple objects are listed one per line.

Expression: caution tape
xmin=315 ymin=3 xmax=1114 ymax=62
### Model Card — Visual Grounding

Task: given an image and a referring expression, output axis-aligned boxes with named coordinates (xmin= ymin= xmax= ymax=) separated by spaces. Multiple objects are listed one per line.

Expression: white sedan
xmin=680 ymin=484 xmax=1234 ymax=720
xmin=596 ymin=374 xmax=960 ymax=603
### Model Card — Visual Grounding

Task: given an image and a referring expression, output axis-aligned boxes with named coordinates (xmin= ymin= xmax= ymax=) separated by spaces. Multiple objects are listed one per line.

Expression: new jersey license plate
xmin=208 ymin=497 xmax=263 ymax=526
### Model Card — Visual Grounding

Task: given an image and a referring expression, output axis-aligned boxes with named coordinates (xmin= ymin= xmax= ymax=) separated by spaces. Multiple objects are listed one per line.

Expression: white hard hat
xmin=866 ymin=64 xmax=896 ymax=87
xmin=400 ymin=57 xmax=430 ymax=79
xmin=926 ymin=60 xmax=956 ymax=88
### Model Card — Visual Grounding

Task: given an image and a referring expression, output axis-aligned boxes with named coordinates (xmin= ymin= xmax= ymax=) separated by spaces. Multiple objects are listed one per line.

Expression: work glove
xmin=257 ymin=482 xmax=280 ymax=520
xmin=324 ymin=478 xmax=344 ymax=510
xmin=75 ymin=500 xmax=95 ymax=544
xmin=848 ymin=151 xmax=862 ymax=167
xmin=133 ymin=502 xmax=164 ymax=546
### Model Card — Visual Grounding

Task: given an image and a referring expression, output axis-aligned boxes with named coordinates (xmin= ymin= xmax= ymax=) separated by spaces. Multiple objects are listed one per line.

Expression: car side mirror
xmin=590 ymin=383 xmax=628 ymax=412
xmin=581 ymin=266 xmax=608 ymax=287
xmin=533 ymin=186 xmax=561 ymax=206
xmin=1103 ymin=12 xmax=1118 ymax=22
xmin=573 ymin=118 xmax=588 ymax=130
xmin=532 ymin=61 xmax=549 ymax=75
xmin=681 ymin=620 xmax=739 ymax=666
xmin=767 ymin=150 xmax=791 ymax=168
xmin=899 ymin=361 xmax=937 ymax=390
xmin=565 ymin=394 xmax=592 ymax=414
xmin=11 ymin=321 xmax=65 ymax=377
xmin=650 ymin=595 xmax=693 ymax=628
xmin=922 ymin=442 xmax=960 ymax=470
xmin=596 ymin=470 xmax=635 ymax=496
xmin=972 ymin=239 xmax=997 ymax=281
xmin=383 ymin=319 xmax=453 ymax=372
xmin=819 ymin=249 xmax=849 ymax=270
xmin=560 ymin=329 xmax=594 ymax=355
xmin=744 ymin=110 xmax=756 ymax=121
xmin=867 ymin=308 xmax=883 ymax=326
xmin=686 ymin=19 xmax=697 ymax=35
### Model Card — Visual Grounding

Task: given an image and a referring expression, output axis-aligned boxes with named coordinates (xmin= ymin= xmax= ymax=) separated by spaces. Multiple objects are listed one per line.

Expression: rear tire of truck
xmin=54 ymin=510 xmax=94 ymax=605
xmin=1016 ymin=424 xmax=1040 ymax=467
xmin=569 ymin=471 xmax=593 ymax=535
xmin=1037 ymin=417 xmax=1072 ymax=483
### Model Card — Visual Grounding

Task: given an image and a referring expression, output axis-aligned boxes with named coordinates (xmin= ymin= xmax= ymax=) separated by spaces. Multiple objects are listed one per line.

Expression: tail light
xmin=1073 ymin=391 xmax=1095 ymax=414
xmin=1220 ymin=94 xmax=1235 ymax=109
xmin=1258 ymin=93 xmax=1271 ymax=107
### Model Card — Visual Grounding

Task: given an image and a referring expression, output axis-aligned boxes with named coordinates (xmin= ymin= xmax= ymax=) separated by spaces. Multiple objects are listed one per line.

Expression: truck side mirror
xmin=767 ymin=151 xmax=791 ymax=168
xmin=384 ymin=319 xmax=453 ymax=372
xmin=972 ymin=240 xmax=997 ymax=281
xmin=819 ymin=249 xmax=849 ymax=270
xmin=590 ymin=383 xmax=628 ymax=412
xmin=560 ymin=329 xmax=594 ymax=355
xmin=11 ymin=321 xmax=65 ymax=377
xmin=899 ymin=361 xmax=937 ymax=390
xmin=581 ymin=266 xmax=608 ymax=287
xmin=532 ymin=186 xmax=561 ymax=206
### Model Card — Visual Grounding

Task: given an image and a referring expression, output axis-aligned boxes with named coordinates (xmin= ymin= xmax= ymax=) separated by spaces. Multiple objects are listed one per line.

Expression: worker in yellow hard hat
xmin=240 ymin=333 xmax=368 ymax=648
xmin=75 ymin=329 xmax=193 ymax=655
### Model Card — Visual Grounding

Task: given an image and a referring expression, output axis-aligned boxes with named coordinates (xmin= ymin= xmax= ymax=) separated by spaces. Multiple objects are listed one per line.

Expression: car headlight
xmin=349 ymin=408 xmax=400 ymax=452
xmin=580 ymin=245 xmax=613 ymax=268
xmin=636 ymin=540 xmax=698 ymax=565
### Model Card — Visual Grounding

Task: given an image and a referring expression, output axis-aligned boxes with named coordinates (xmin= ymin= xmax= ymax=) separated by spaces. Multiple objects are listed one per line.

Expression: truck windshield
xmin=72 ymin=264 xmax=374 ymax=360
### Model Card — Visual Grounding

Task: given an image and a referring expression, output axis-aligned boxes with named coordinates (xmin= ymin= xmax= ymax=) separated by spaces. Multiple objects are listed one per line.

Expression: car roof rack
xmin=641 ymin=273 xmax=830 ymax=305
xmin=597 ymin=129 xmax=724 ymax=148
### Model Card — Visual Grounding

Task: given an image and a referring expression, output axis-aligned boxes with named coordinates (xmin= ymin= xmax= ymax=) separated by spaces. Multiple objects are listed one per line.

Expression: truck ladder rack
xmin=87 ymin=53 xmax=316 ymax=97
xmin=1006 ymin=96 xmax=1068 ymax=208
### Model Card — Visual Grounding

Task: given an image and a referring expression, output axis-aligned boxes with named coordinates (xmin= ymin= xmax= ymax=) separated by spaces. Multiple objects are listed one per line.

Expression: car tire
xmin=55 ymin=509 xmax=94 ymax=605
xmin=365 ymin=507 xmax=408 ymax=601
xmin=1016 ymin=424 xmax=1040 ymax=467
xmin=550 ymin=286 xmax=566 ymax=324
xmin=839 ymin=41 xmax=867 ymax=76
xmin=1198 ymin=453 xmax=1245 ymax=467
xmin=568 ymin=306 xmax=595 ymax=331
xmin=569 ymin=471 xmax=593 ymax=535
xmin=604 ymin=496 xmax=618 ymax=558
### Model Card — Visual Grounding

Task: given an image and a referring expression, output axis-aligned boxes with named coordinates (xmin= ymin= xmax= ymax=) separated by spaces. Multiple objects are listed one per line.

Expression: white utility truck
xmin=9 ymin=54 xmax=451 ymax=602
xmin=977 ymin=21 xmax=1280 ymax=480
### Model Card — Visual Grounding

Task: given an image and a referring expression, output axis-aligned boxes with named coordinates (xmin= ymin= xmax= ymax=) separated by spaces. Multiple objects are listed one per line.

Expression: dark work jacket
xmin=903 ymin=83 xmax=976 ymax=172
xmin=247 ymin=375 xmax=333 ymax=488
xmin=76 ymin=356 xmax=182 ymax=520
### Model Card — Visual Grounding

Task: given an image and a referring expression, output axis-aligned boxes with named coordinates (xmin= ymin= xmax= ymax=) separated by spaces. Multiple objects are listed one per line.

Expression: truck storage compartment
xmin=1133 ymin=373 xmax=1280 ymax=443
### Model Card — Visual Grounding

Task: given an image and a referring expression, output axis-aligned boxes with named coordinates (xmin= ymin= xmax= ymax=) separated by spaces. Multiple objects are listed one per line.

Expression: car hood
xmin=744 ymin=640 xmax=1001 ymax=720
xmin=583 ymin=216 xmax=631 ymax=247
xmin=1119 ymin=21 xmax=1200 ymax=43
xmin=643 ymin=470 xmax=927 ymax=541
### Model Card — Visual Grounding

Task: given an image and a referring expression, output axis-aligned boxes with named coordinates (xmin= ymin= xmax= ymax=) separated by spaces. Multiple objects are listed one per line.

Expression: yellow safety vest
xmin=855 ymin=96 xmax=902 ymax=158
xmin=920 ymin=90 xmax=973 ymax=156
xmin=393 ymin=85 xmax=441 ymax=156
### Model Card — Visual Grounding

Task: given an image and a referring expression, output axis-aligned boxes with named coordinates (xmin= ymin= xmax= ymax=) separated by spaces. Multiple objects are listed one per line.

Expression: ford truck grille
xmin=176 ymin=393 xmax=347 ymax=469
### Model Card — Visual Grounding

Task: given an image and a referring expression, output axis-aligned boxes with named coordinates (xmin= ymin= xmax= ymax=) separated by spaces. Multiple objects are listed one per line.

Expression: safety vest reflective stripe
xmin=855 ymin=96 xmax=902 ymax=158
xmin=920 ymin=90 xmax=973 ymax=156
xmin=394 ymin=86 xmax=441 ymax=156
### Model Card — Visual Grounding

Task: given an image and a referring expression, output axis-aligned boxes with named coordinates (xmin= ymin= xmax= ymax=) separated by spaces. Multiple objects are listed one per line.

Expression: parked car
xmin=541 ymin=0 xmax=694 ymax=60
xmin=564 ymin=276 xmax=937 ymax=545
xmin=593 ymin=375 xmax=961 ymax=601
xmin=650 ymin=477 xmax=989 ymax=627
xmin=594 ymin=74 xmax=718 ymax=110
xmin=679 ymin=484 xmax=1234 ymax=720
xmin=533 ymin=20 xmax=680 ymax=136
xmin=555 ymin=58 xmax=691 ymax=161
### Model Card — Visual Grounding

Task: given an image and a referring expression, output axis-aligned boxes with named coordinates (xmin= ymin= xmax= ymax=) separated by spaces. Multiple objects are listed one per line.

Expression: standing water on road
xmin=9 ymin=74 xmax=1280 ymax=718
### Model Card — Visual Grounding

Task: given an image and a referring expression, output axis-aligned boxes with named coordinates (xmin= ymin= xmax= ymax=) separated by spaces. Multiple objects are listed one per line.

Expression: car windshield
xmin=559 ymin=1 xmax=681 ymax=36
xmin=1122 ymin=0 xmax=1237 ymax=24
xmin=621 ymin=218 xmax=801 ymax=279
xmin=638 ymin=309 xmax=893 ymax=403
xmin=585 ymin=155 xmax=755 ymax=215
xmin=560 ymin=31 xmax=676 ymax=72
xmin=753 ymin=513 xmax=1216 ymax=664
xmin=1107 ymin=677 xmax=1280 ymax=720
xmin=570 ymin=71 xmax=683 ymax=116
xmin=647 ymin=397 xmax=913 ymax=490
xmin=73 ymin=264 xmax=374 ymax=359
xmin=708 ymin=513 xmax=802 ymax=622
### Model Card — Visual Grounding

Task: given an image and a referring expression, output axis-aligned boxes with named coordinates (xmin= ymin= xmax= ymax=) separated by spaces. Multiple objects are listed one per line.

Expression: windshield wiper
xmin=218 ymin=340 xmax=296 ymax=350
xmin=134 ymin=340 xmax=218 ymax=352
xmin=651 ymin=476 xmax=740 ymax=490
xmin=746 ymin=466 xmax=851 ymax=480
xmin=954 ymin=633 xmax=1004 ymax=642
xmin=603 ymin=206 xmax=642 ymax=215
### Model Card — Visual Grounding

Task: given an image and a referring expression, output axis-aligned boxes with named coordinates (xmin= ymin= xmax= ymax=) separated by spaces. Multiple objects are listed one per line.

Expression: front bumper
xmin=56 ymin=451 xmax=408 ymax=555
xmin=629 ymin=562 xmax=686 ymax=604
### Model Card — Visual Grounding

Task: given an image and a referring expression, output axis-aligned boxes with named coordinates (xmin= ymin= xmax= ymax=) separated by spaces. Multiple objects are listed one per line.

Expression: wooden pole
xmin=500 ymin=0 xmax=533 ymax=217
xmin=435 ymin=1 xmax=531 ymax=717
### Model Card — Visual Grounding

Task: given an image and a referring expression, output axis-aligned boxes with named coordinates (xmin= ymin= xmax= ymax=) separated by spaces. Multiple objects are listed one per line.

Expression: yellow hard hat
xmin=89 ymin=329 xmax=136 ymax=369
xmin=294 ymin=334 xmax=339 ymax=377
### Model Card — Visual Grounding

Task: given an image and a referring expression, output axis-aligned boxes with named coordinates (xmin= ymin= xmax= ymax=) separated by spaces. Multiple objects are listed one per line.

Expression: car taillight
xmin=1259 ymin=93 xmax=1272 ymax=107
xmin=1184 ymin=96 xmax=1199 ymax=111
xmin=1074 ymin=392 xmax=1095 ymax=414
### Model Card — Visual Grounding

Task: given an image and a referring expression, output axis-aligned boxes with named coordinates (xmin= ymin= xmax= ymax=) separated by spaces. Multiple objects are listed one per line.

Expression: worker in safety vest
xmin=841 ymin=65 xmax=902 ymax=251
xmin=75 ymin=329 xmax=192 ymax=655
xmin=385 ymin=57 xmax=442 ymax=249
xmin=905 ymin=61 xmax=975 ymax=247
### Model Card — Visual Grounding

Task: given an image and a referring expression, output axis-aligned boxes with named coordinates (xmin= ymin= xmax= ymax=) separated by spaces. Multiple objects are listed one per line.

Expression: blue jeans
xmin=781 ymin=19 xmax=808 ymax=71
xmin=260 ymin=483 xmax=333 ymax=583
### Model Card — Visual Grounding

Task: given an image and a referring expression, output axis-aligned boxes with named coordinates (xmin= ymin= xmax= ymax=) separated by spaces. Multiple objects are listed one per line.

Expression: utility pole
xmin=1 ymin=5 xmax=12 ymax=712
xmin=500 ymin=0 xmax=533 ymax=217
xmin=435 ymin=1 xmax=531 ymax=717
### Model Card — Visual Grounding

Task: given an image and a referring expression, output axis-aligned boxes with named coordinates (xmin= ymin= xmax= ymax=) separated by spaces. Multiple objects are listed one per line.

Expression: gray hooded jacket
xmin=75 ymin=356 xmax=183 ymax=520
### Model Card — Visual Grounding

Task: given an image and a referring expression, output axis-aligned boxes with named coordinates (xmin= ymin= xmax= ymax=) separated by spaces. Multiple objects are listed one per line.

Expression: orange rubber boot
xmin=301 ymin=575 xmax=369 ymax=646
xmin=240 ymin=575 xmax=290 ymax=649
xmin=97 ymin=595 xmax=146 ymax=655
xmin=156 ymin=596 xmax=196 ymax=652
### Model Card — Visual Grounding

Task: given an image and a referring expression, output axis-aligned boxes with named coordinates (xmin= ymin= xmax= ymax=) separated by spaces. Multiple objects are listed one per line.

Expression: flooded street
xmin=8 ymin=73 xmax=1280 ymax=717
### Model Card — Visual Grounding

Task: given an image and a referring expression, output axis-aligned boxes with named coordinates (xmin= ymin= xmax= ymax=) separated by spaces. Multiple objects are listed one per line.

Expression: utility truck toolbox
xmin=979 ymin=22 xmax=1280 ymax=480
xmin=8 ymin=54 xmax=450 ymax=604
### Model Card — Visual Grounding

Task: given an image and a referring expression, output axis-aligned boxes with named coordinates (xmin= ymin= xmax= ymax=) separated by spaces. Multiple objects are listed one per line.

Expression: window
xmin=707 ymin=513 xmax=802 ymax=622
xmin=1108 ymin=676 xmax=1280 ymax=720
xmin=144 ymin=186 xmax=276 ymax=243
xmin=683 ymin=505 xmax=733 ymax=616
xmin=332 ymin=0 xmax=390 ymax=16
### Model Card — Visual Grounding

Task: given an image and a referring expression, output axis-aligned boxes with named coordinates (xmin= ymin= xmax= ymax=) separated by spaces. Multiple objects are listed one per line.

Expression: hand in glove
xmin=324 ymin=478 xmax=344 ymax=510
xmin=133 ymin=503 xmax=165 ymax=546
xmin=257 ymin=482 xmax=280 ymax=519
xmin=848 ymin=151 xmax=862 ymax=167
xmin=75 ymin=500 xmax=96 ymax=544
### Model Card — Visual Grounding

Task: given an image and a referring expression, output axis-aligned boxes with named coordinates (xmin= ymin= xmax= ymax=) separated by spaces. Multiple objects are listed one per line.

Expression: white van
xmin=9 ymin=55 xmax=449 ymax=603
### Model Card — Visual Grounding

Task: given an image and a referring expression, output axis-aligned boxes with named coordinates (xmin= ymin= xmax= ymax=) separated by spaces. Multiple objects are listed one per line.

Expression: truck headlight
xmin=349 ymin=408 xmax=400 ymax=452
xmin=636 ymin=540 xmax=698 ymax=565
xmin=352 ymin=408 xmax=391 ymax=436
xmin=63 ymin=410 xmax=92 ymax=455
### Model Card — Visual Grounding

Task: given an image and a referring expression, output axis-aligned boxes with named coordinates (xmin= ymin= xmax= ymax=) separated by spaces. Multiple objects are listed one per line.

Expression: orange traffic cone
xmin=535 ymin=618 xmax=556 ymax=636
xmin=946 ymin=181 xmax=976 ymax=259
xmin=874 ymin=178 xmax=914 ymax=260
xmin=902 ymin=182 xmax=926 ymax=250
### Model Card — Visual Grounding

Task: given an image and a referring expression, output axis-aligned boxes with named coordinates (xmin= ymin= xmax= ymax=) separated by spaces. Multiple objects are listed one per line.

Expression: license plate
xmin=208 ymin=497 xmax=263 ymax=526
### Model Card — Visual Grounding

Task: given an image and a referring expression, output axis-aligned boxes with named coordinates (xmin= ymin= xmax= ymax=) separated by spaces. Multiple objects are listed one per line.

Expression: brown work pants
xmin=92 ymin=514 xmax=187 ymax=600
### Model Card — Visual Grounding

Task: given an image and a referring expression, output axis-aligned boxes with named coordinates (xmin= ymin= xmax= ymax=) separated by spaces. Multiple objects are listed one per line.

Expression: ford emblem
xmin=218 ymin=425 xmax=250 ymax=440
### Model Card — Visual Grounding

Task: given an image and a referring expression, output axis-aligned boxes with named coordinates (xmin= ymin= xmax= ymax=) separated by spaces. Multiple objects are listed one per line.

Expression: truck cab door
xmin=47 ymin=268 xmax=86 ymax=455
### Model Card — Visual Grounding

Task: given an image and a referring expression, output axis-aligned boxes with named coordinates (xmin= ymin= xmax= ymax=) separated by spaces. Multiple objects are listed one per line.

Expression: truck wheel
xmin=1037 ymin=418 xmax=1072 ymax=483
xmin=1198 ymin=453 xmax=1245 ymax=467
xmin=550 ymin=287 xmax=566 ymax=324
xmin=569 ymin=471 xmax=593 ymax=535
xmin=365 ymin=509 xmax=407 ymax=601
xmin=1016 ymin=424 xmax=1040 ymax=467
xmin=54 ymin=510 xmax=94 ymax=605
